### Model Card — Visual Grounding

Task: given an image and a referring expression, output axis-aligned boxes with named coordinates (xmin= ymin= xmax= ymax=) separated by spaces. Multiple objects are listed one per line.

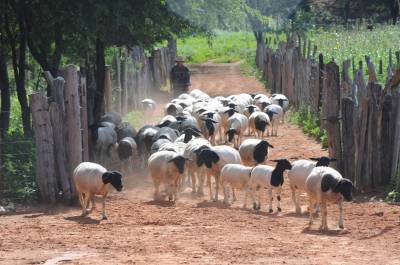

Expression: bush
xmin=288 ymin=107 xmax=328 ymax=148
xmin=0 ymin=133 xmax=37 ymax=203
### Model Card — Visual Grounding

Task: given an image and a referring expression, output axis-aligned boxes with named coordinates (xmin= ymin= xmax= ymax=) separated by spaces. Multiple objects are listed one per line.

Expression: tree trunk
xmin=390 ymin=0 xmax=400 ymax=24
xmin=254 ymin=31 xmax=266 ymax=69
xmin=94 ymin=38 xmax=105 ymax=123
xmin=0 ymin=35 xmax=10 ymax=137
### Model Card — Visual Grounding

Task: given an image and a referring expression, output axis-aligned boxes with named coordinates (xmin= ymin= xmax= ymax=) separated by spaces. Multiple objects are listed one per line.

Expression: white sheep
xmin=183 ymin=138 xmax=211 ymax=195
xmin=220 ymin=164 xmax=254 ymax=206
xmin=141 ymin=99 xmax=156 ymax=114
xmin=248 ymin=111 xmax=270 ymax=138
xmin=197 ymin=145 xmax=242 ymax=201
xmin=247 ymin=159 xmax=292 ymax=212
xmin=264 ymin=104 xmax=283 ymax=136
xmin=271 ymin=94 xmax=289 ymax=122
xmin=226 ymin=111 xmax=248 ymax=148
xmin=73 ymin=162 xmax=123 ymax=220
xmin=288 ymin=157 xmax=336 ymax=213
xmin=148 ymin=150 xmax=188 ymax=202
xmin=239 ymin=139 xmax=274 ymax=166
xmin=164 ymin=102 xmax=183 ymax=116
xmin=305 ymin=166 xmax=354 ymax=230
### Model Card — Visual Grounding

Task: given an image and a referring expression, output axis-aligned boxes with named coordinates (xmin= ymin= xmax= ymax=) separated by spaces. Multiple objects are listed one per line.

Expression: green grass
xmin=308 ymin=24 xmax=400 ymax=84
xmin=178 ymin=31 xmax=256 ymax=64
xmin=123 ymin=111 xmax=145 ymax=129
xmin=288 ymin=107 xmax=328 ymax=149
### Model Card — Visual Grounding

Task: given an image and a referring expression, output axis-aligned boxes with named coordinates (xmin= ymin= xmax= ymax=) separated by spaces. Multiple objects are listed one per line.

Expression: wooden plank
xmin=322 ymin=62 xmax=342 ymax=171
xmin=60 ymin=65 xmax=82 ymax=198
xmin=30 ymin=92 xmax=57 ymax=203
xmin=104 ymin=65 xmax=112 ymax=113
xmin=341 ymin=97 xmax=356 ymax=182
xmin=79 ymin=70 xmax=89 ymax=162
xmin=121 ymin=57 xmax=128 ymax=115
xmin=113 ymin=54 xmax=122 ymax=114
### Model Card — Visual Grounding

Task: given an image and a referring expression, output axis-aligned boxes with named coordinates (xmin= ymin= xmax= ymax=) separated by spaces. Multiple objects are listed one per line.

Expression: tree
xmin=0 ymin=13 xmax=11 ymax=137
xmin=4 ymin=0 xmax=31 ymax=136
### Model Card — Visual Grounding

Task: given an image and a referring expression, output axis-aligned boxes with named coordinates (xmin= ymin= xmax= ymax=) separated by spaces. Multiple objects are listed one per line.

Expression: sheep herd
xmin=74 ymin=89 xmax=354 ymax=230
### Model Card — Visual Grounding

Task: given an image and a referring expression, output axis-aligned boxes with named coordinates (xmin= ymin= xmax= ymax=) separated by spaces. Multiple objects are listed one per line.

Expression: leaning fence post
xmin=104 ymin=65 xmax=112 ymax=113
xmin=30 ymin=92 xmax=57 ymax=203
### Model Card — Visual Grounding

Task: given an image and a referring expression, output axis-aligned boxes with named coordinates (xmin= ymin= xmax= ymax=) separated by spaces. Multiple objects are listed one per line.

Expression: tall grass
xmin=309 ymin=25 xmax=400 ymax=83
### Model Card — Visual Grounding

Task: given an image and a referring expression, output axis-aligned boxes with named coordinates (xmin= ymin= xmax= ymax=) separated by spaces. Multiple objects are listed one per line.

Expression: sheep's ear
xmin=267 ymin=142 xmax=274 ymax=148
xmin=270 ymin=159 xmax=280 ymax=162
xmin=330 ymin=158 xmax=337 ymax=162
xmin=309 ymin=157 xmax=320 ymax=161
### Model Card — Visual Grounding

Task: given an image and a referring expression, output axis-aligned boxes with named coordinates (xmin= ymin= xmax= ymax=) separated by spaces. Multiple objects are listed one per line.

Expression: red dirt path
xmin=1 ymin=62 xmax=399 ymax=265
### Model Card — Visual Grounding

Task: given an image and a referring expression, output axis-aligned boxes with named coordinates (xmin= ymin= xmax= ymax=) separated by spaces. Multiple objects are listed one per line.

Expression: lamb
xmin=183 ymin=138 xmax=212 ymax=194
xmin=199 ymin=117 xmax=219 ymax=146
xmin=116 ymin=122 xmax=137 ymax=142
xmin=164 ymin=102 xmax=183 ymax=116
xmin=136 ymin=125 xmax=160 ymax=167
xmin=148 ymin=150 xmax=188 ymax=202
xmin=264 ymin=104 xmax=283 ymax=136
xmin=271 ymin=94 xmax=289 ymax=122
xmin=175 ymin=128 xmax=202 ymax=143
xmin=243 ymin=105 xmax=261 ymax=118
xmin=288 ymin=156 xmax=336 ymax=213
xmin=100 ymin=111 xmax=122 ymax=127
xmin=226 ymin=111 xmax=248 ymax=148
xmin=248 ymin=111 xmax=270 ymax=138
xmin=150 ymin=139 xmax=172 ymax=154
xmin=197 ymin=145 xmax=242 ymax=201
xmin=239 ymin=139 xmax=274 ymax=166
xmin=305 ymin=166 xmax=354 ymax=230
xmin=254 ymin=94 xmax=272 ymax=110
xmin=247 ymin=159 xmax=292 ymax=212
xmin=220 ymin=164 xmax=254 ymax=206
xmin=141 ymin=98 xmax=156 ymax=114
xmin=73 ymin=162 xmax=123 ymax=220
xmin=152 ymin=127 xmax=180 ymax=143
xmin=89 ymin=123 xmax=117 ymax=167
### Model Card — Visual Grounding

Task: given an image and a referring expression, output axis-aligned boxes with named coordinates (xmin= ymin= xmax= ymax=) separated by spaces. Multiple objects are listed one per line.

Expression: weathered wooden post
xmin=121 ymin=58 xmax=128 ymax=115
xmin=79 ymin=69 xmax=89 ymax=162
xmin=322 ymin=62 xmax=342 ymax=171
xmin=104 ymin=65 xmax=112 ymax=113
xmin=30 ymin=92 xmax=57 ymax=203
xmin=60 ymin=65 xmax=82 ymax=197
xmin=114 ymin=54 xmax=122 ymax=114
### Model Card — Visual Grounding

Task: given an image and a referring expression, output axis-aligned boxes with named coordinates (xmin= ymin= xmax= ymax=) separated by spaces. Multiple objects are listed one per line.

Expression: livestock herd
xmin=73 ymin=89 xmax=354 ymax=230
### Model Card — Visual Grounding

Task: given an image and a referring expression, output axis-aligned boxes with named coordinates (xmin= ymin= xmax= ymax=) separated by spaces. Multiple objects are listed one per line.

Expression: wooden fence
xmin=259 ymin=40 xmax=400 ymax=191
xmin=30 ymin=44 xmax=176 ymax=203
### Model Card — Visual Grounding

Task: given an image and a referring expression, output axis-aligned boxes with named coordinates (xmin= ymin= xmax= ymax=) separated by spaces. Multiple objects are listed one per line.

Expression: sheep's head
xmin=224 ymin=108 xmax=238 ymax=117
xmin=310 ymin=156 xmax=336 ymax=167
xmin=183 ymin=128 xmax=201 ymax=143
xmin=168 ymin=156 xmax=187 ymax=174
xmin=253 ymin=140 xmax=274 ymax=164
xmin=226 ymin=128 xmax=237 ymax=143
xmin=246 ymin=105 xmax=257 ymax=114
xmin=335 ymin=179 xmax=354 ymax=202
xmin=202 ymin=118 xmax=218 ymax=136
xmin=265 ymin=110 xmax=277 ymax=121
xmin=271 ymin=159 xmax=292 ymax=171
xmin=102 ymin=171 xmax=123 ymax=192
xmin=198 ymin=149 xmax=219 ymax=168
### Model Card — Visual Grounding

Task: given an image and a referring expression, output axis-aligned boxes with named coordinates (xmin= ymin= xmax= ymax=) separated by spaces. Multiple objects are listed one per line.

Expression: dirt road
xmin=1 ymin=62 xmax=400 ymax=265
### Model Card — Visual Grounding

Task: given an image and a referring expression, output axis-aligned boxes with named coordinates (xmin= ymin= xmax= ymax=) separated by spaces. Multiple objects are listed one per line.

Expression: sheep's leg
xmin=251 ymin=186 xmax=258 ymax=210
xmin=87 ymin=193 xmax=95 ymax=213
xmin=223 ymin=183 xmax=229 ymax=204
xmin=276 ymin=186 xmax=282 ymax=212
xmin=207 ymin=172 xmax=213 ymax=201
xmin=191 ymin=168 xmax=197 ymax=194
xmin=78 ymin=193 xmax=88 ymax=216
xmin=243 ymin=188 xmax=249 ymax=208
xmin=338 ymin=200 xmax=344 ymax=229
xmin=291 ymin=187 xmax=301 ymax=214
xmin=153 ymin=180 xmax=160 ymax=200
xmin=214 ymin=174 xmax=220 ymax=202
xmin=197 ymin=168 xmax=205 ymax=196
xmin=320 ymin=201 xmax=328 ymax=230
xmin=101 ymin=196 xmax=107 ymax=220
xmin=308 ymin=197 xmax=315 ymax=226
xmin=268 ymin=188 xmax=273 ymax=213
xmin=173 ymin=179 xmax=179 ymax=202
xmin=232 ymin=188 xmax=237 ymax=201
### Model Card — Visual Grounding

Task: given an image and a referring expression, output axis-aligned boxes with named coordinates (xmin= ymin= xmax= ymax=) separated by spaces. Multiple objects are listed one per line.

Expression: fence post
xmin=104 ymin=65 xmax=112 ymax=113
xmin=60 ymin=65 xmax=82 ymax=198
xmin=79 ymin=70 xmax=89 ymax=162
xmin=30 ymin=92 xmax=57 ymax=203
xmin=341 ymin=97 xmax=356 ymax=182
xmin=114 ymin=54 xmax=122 ymax=114
xmin=322 ymin=62 xmax=342 ymax=171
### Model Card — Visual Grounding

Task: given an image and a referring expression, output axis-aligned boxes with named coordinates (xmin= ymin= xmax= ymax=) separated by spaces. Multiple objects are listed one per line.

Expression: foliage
xmin=308 ymin=24 xmax=400 ymax=84
xmin=123 ymin=111 xmax=145 ymax=130
xmin=386 ymin=190 xmax=400 ymax=203
xmin=288 ymin=107 xmax=328 ymax=148
xmin=0 ymin=133 xmax=37 ymax=202
xmin=178 ymin=31 xmax=256 ymax=64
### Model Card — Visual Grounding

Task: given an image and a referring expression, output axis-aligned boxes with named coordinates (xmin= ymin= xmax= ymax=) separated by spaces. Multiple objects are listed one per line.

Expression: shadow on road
xmin=64 ymin=216 xmax=101 ymax=225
